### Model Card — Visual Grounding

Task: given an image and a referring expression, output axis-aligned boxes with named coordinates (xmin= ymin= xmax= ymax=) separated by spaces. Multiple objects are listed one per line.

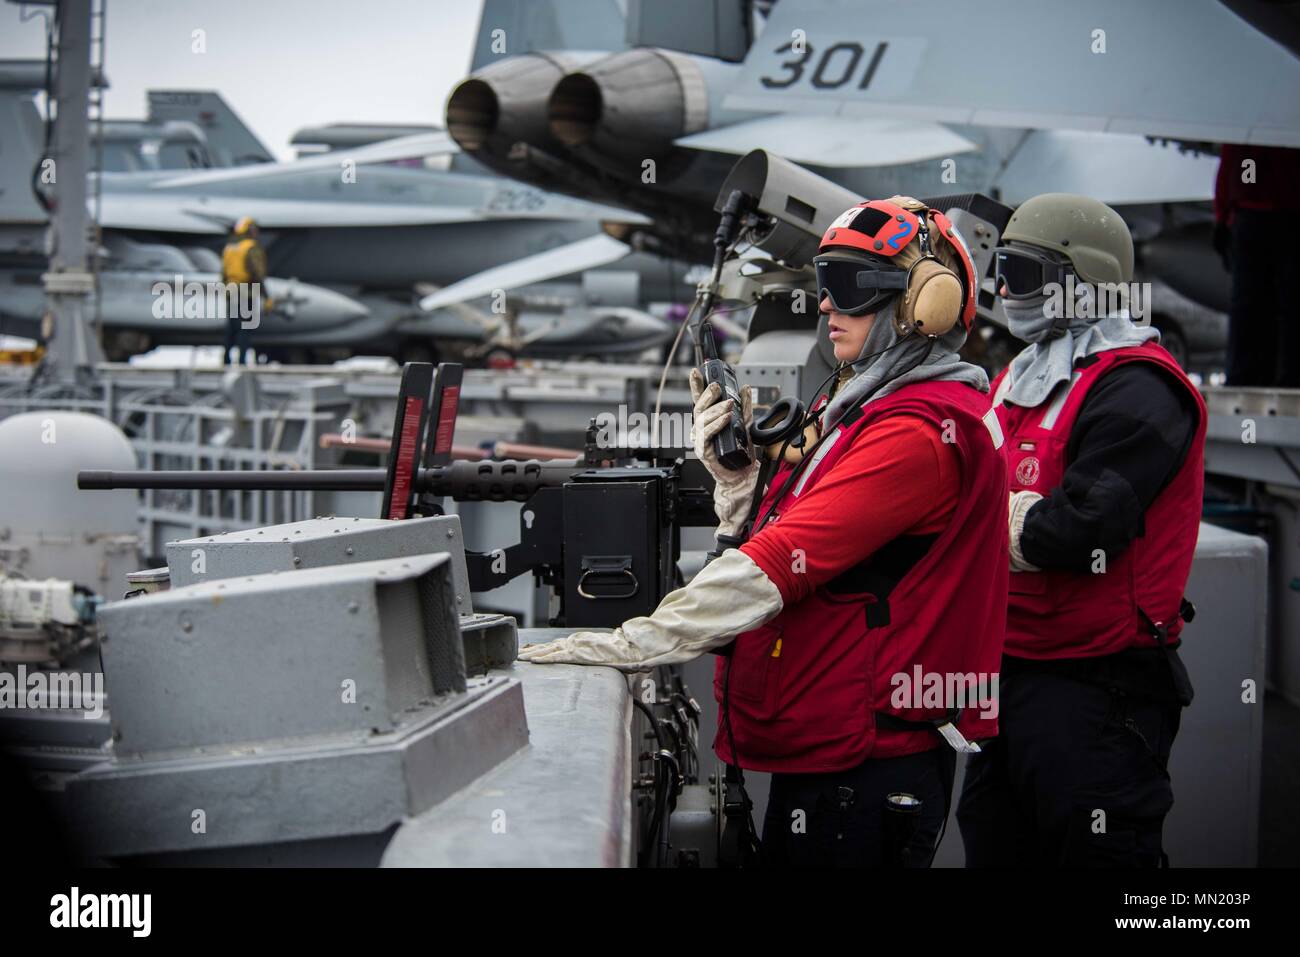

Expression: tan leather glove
xmin=689 ymin=368 xmax=758 ymax=537
xmin=516 ymin=549 xmax=782 ymax=672
xmin=1008 ymin=490 xmax=1044 ymax=572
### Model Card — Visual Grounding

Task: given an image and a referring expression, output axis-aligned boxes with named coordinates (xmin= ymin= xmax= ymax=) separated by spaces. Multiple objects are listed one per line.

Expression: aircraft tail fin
xmin=0 ymin=85 xmax=48 ymax=224
xmin=469 ymin=0 xmax=626 ymax=70
xmin=146 ymin=91 xmax=273 ymax=166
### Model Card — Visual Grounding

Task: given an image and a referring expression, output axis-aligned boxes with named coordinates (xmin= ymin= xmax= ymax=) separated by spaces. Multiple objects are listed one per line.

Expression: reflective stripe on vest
xmin=792 ymin=426 xmax=842 ymax=497
xmin=1038 ymin=370 xmax=1083 ymax=431
xmin=990 ymin=365 xmax=1082 ymax=430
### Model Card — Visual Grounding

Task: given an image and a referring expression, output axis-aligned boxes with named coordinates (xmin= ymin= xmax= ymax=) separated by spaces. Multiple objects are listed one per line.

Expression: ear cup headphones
xmin=897 ymin=251 xmax=964 ymax=338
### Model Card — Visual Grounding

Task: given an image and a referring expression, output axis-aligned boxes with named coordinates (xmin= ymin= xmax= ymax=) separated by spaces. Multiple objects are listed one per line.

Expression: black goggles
xmin=994 ymin=245 xmax=1069 ymax=300
xmin=814 ymin=257 xmax=908 ymax=316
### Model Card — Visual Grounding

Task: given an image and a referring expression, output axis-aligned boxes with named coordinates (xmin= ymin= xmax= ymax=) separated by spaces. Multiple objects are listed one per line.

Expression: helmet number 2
xmin=887 ymin=220 xmax=913 ymax=250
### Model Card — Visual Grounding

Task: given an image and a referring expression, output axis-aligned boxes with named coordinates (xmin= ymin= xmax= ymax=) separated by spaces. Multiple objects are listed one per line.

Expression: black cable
xmin=656 ymin=751 xmax=681 ymax=868
xmin=720 ymin=653 xmax=762 ymax=863
xmin=738 ymin=453 xmax=780 ymax=539
xmin=659 ymin=664 xmax=674 ymax=699
xmin=640 ymin=751 xmax=671 ymax=869
xmin=668 ymin=691 xmax=699 ymax=781
xmin=651 ymin=240 xmax=755 ymax=425
xmin=639 ymin=754 xmax=666 ymax=868
xmin=666 ymin=679 xmax=699 ymax=755
xmin=633 ymin=698 xmax=667 ymax=752
xmin=657 ymin=717 xmax=681 ymax=760
xmin=633 ymin=698 xmax=670 ymax=868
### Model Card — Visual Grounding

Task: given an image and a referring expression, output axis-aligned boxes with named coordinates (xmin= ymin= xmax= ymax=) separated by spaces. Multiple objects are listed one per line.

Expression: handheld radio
xmin=692 ymin=317 xmax=752 ymax=470
xmin=692 ymin=189 xmax=755 ymax=472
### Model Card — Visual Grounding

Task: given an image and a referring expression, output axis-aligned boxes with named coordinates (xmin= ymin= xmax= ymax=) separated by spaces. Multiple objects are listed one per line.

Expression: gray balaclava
xmin=1001 ymin=282 xmax=1158 ymax=409
xmin=823 ymin=296 xmax=988 ymax=426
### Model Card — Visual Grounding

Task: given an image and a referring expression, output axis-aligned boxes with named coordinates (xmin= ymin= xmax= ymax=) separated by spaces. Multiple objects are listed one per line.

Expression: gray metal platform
xmin=382 ymin=628 xmax=634 ymax=867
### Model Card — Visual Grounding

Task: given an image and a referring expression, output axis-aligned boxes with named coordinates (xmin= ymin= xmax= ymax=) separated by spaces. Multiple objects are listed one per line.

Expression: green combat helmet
xmin=1002 ymin=193 xmax=1134 ymax=286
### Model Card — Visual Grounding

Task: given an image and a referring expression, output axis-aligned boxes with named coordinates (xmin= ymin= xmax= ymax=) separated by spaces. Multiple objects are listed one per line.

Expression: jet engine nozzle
xmin=548 ymin=48 xmax=711 ymax=159
xmin=446 ymin=52 xmax=600 ymax=154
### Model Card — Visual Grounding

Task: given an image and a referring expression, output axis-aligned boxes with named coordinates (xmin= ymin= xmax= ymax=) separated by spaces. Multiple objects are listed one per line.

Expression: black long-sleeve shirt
xmin=1020 ymin=362 xmax=1198 ymax=574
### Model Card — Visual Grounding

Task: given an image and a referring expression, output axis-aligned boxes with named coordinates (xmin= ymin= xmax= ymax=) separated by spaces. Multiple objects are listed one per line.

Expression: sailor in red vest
xmin=956 ymin=193 xmax=1206 ymax=867
xmin=521 ymin=197 xmax=1009 ymax=867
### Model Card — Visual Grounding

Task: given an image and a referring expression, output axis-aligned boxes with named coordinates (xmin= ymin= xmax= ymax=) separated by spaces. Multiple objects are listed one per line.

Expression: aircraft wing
xmin=99 ymin=173 xmax=648 ymax=233
xmin=97 ymin=194 xmax=231 ymax=233
xmin=725 ymin=0 xmax=1300 ymax=147
xmin=147 ymin=131 xmax=460 ymax=189
xmin=994 ymin=131 xmax=1219 ymax=205
xmin=96 ymin=193 xmax=578 ymax=233
xmin=675 ymin=113 xmax=975 ymax=167
xmin=418 ymin=233 xmax=632 ymax=311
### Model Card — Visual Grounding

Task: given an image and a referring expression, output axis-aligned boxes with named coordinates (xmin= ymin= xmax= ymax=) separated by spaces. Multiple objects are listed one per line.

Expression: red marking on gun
xmin=386 ymin=396 xmax=424 ymax=520
xmin=432 ymin=385 xmax=460 ymax=463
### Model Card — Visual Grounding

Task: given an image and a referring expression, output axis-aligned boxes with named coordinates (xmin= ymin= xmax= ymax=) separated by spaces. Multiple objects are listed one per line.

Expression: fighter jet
xmin=429 ymin=0 xmax=1297 ymax=370
xmin=1 ymin=63 xmax=676 ymax=363
xmin=0 ymin=236 xmax=373 ymax=357
xmin=433 ymin=0 xmax=1226 ymax=270
xmin=91 ymin=88 xmax=682 ymax=362
xmin=0 ymin=63 xmax=372 ymax=359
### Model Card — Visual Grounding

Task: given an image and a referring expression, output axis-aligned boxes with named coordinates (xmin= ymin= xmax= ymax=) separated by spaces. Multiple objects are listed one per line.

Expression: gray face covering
xmin=1003 ymin=292 xmax=1064 ymax=344
xmin=823 ymin=297 xmax=989 ymax=427
xmin=1001 ymin=281 xmax=1159 ymax=408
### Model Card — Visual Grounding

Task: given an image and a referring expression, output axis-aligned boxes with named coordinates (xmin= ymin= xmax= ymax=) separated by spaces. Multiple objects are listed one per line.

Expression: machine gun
xmin=79 ymin=361 xmax=716 ymax=628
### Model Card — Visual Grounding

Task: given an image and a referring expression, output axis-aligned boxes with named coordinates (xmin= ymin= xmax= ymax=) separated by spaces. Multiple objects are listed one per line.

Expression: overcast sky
xmin=0 ymin=0 xmax=485 ymax=160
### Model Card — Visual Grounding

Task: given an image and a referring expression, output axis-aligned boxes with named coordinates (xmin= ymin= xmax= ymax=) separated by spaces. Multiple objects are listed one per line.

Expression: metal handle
xmin=577 ymin=557 xmax=639 ymax=601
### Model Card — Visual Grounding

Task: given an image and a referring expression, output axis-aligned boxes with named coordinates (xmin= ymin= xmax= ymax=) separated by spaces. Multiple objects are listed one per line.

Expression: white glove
xmin=689 ymin=368 xmax=758 ymax=537
xmin=516 ymin=549 xmax=782 ymax=672
xmin=1008 ymin=490 xmax=1044 ymax=572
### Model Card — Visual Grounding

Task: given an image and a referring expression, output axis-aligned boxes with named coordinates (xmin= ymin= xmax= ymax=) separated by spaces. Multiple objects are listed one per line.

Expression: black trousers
xmin=956 ymin=666 xmax=1181 ymax=867
xmin=1226 ymin=208 xmax=1297 ymax=387
xmin=223 ymin=288 xmax=254 ymax=365
xmin=761 ymin=746 xmax=956 ymax=868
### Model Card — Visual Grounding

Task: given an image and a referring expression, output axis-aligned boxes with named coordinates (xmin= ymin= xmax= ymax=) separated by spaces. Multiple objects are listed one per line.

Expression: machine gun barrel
xmin=421 ymin=457 xmax=583 ymax=502
xmin=77 ymin=458 xmax=585 ymax=503
xmin=78 ymin=468 xmax=386 ymax=491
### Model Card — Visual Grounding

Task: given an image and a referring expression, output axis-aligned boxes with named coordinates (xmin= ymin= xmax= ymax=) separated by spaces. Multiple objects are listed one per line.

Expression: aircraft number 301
xmin=760 ymin=40 xmax=890 ymax=91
